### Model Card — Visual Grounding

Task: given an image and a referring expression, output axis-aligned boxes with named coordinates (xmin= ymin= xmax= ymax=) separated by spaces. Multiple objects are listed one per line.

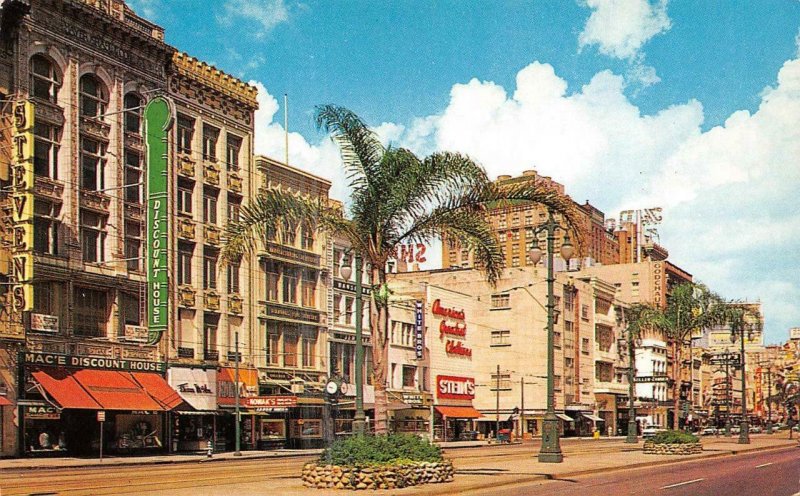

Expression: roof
xmin=172 ymin=52 xmax=259 ymax=109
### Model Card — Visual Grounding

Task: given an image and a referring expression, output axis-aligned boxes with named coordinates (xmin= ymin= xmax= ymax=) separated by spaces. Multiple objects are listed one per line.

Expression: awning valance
xmin=0 ymin=396 xmax=12 ymax=406
xmin=556 ymin=413 xmax=573 ymax=422
xmin=581 ymin=413 xmax=604 ymax=422
xmin=435 ymin=406 xmax=481 ymax=419
xmin=131 ymin=372 xmax=184 ymax=410
xmin=32 ymin=369 xmax=102 ymax=410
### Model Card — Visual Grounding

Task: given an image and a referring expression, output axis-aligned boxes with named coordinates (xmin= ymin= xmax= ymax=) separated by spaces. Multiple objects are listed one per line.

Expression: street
xmin=1 ymin=437 xmax=798 ymax=495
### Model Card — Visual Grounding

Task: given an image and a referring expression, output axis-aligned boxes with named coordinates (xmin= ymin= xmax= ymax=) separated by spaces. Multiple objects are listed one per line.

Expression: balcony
xmin=259 ymin=241 xmax=321 ymax=269
xmin=79 ymin=116 xmax=111 ymax=140
xmin=179 ymin=286 xmax=196 ymax=308
xmin=124 ymin=131 xmax=143 ymax=151
xmin=228 ymin=173 xmax=243 ymax=194
xmin=124 ymin=202 xmax=144 ymax=221
xmin=204 ymin=225 xmax=221 ymax=246
xmin=259 ymin=300 xmax=326 ymax=327
xmin=177 ymin=155 xmax=195 ymax=178
xmin=594 ymin=381 xmax=628 ymax=396
xmin=34 ymin=176 xmax=65 ymax=202
xmin=177 ymin=218 xmax=195 ymax=240
xmin=32 ymin=98 xmax=65 ymax=127
xmin=204 ymin=349 xmax=219 ymax=362
xmin=204 ymin=291 xmax=220 ymax=312
xmin=80 ymin=190 xmax=111 ymax=213
xmin=177 ymin=347 xmax=195 ymax=359
xmin=229 ymin=295 xmax=243 ymax=315
xmin=203 ymin=162 xmax=220 ymax=186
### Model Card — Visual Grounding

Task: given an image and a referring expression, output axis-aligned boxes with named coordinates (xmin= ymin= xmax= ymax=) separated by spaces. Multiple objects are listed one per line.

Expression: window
xmin=33 ymin=282 xmax=53 ymax=315
xmin=202 ymin=124 xmax=219 ymax=161
xmin=564 ymin=290 xmax=575 ymax=312
xmin=74 ymin=287 xmax=107 ymax=337
xmin=34 ymin=123 xmax=60 ymax=179
xmin=265 ymin=261 xmax=279 ymax=302
xmin=80 ymin=138 xmax=105 ymax=191
xmin=345 ymin=297 xmax=354 ymax=325
xmin=281 ymin=224 xmax=296 ymax=246
xmin=227 ymin=263 xmax=240 ymax=293
xmin=300 ymin=224 xmax=314 ymax=250
xmin=491 ymin=293 xmax=510 ymax=309
xmin=512 ymin=229 xmax=520 ymax=241
xmin=124 ymin=150 xmax=142 ymax=203
xmin=203 ymin=190 xmax=218 ymax=224
xmin=204 ymin=321 xmax=218 ymax=356
xmin=33 ymin=201 xmax=60 ymax=255
xmin=333 ymin=294 xmax=342 ymax=322
xmin=124 ymin=220 xmax=142 ymax=272
xmin=30 ymin=55 xmax=60 ymax=102
xmin=177 ymin=242 xmax=193 ymax=285
xmin=177 ymin=115 xmax=194 ymax=154
xmin=265 ymin=323 xmax=279 ymax=365
xmin=124 ymin=93 xmax=142 ymax=134
xmin=511 ymin=256 xmax=520 ymax=267
xmin=302 ymin=330 xmax=317 ymax=368
xmin=284 ymin=332 xmax=298 ymax=367
xmin=490 ymin=373 xmax=512 ymax=391
xmin=301 ymin=269 xmax=316 ymax=308
xmin=282 ymin=267 xmax=298 ymax=304
xmin=491 ymin=330 xmax=511 ymax=346
xmin=203 ymin=249 xmax=218 ymax=290
xmin=79 ymin=74 xmax=107 ymax=118
xmin=596 ymin=298 xmax=611 ymax=315
xmin=554 ymin=331 xmax=562 ymax=348
xmin=582 ymin=337 xmax=590 ymax=355
xmin=80 ymin=210 xmax=106 ymax=263
xmin=177 ymin=180 xmax=193 ymax=215
xmin=581 ymin=304 xmax=590 ymax=321
xmin=226 ymin=134 xmax=242 ymax=169
xmin=402 ymin=365 xmax=416 ymax=388
xmin=120 ymin=292 xmax=140 ymax=327
xmin=227 ymin=196 xmax=241 ymax=222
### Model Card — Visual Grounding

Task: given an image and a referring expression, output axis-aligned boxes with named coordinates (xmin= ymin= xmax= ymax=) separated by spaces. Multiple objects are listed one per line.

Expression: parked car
xmin=730 ymin=426 xmax=741 ymax=434
xmin=749 ymin=425 xmax=763 ymax=433
xmin=642 ymin=425 xmax=667 ymax=438
xmin=702 ymin=427 xmax=718 ymax=436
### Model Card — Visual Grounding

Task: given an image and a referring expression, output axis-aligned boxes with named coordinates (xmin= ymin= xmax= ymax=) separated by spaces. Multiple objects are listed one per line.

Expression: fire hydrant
xmin=207 ymin=440 xmax=213 ymax=458
xmin=593 ymin=428 xmax=600 ymax=440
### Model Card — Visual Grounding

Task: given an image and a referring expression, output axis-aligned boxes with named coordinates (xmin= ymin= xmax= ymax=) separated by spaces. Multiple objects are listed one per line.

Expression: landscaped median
xmin=301 ymin=434 xmax=454 ymax=490
xmin=643 ymin=430 xmax=703 ymax=455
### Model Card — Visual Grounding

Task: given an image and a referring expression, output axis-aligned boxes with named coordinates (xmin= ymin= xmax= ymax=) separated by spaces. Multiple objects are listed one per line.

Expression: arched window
xmin=79 ymin=74 xmax=108 ymax=119
xmin=124 ymin=93 xmax=142 ymax=134
xmin=30 ymin=55 xmax=60 ymax=102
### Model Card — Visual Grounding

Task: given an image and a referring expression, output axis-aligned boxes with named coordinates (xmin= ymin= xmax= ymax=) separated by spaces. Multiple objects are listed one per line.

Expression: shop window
xmin=290 ymin=419 xmax=322 ymax=439
xmin=202 ymin=124 xmax=219 ymax=161
xmin=124 ymin=220 xmax=141 ymax=272
xmin=34 ymin=122 xmax=60 ymax=179
xmin=74 ymin=287 xmax=108 ymax=337
xmin=177 ymin=115 xmax=194 ymax=154
xmin=490 ymin=373 xmax=512 ymax=391
xmin=80 ymin=209 xmax=106 ymax=263
xmin=402 ymin=365 xmax=416 ymax=388
xmin=202 ymin=189 xmax=218 ymax=224
xmin=226 ymin=134 xmax=242 ymax=170
xmin=302 ymin=329 xmax=317 ymax=368
xmin=227 ymin=263 xmax=240 ymax=294
xmin=80 ymin=137 xmax=106 ymax=191
xmin=203 ymin=248 xmax=218 ymax=290
xmin=177 ymin=242 xmax=193 ymax=285
xmin=34 ymin=201 xmax=60 ymax=256
xmin=30 ymin=55 xmax=60 ymax=102
xmin=490 ymin=330 xmax=511 ymax=347
xmin=491 ymin=293 xmax=510 ymax=309
xmin=124 ymin=150 xmax=142 ymax=203
xmin=260 ymin=419 xmax=285 ymax=440
xmin=284 ymin=332 xmax=298 ymax=367
xmin=79 ymin=74 xmax=107 ymax=119
xmin=124 ymin=93 xmax=143 ymax=134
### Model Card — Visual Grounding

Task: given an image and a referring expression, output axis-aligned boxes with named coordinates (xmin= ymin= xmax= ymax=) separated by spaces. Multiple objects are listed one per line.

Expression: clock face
xmin=326 ymin=381 xmax=339 ymax=395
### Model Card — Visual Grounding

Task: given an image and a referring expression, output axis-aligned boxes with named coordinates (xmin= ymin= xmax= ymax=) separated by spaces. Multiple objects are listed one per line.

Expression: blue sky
xmin=130 ymin=0 xmax=800 ymax=344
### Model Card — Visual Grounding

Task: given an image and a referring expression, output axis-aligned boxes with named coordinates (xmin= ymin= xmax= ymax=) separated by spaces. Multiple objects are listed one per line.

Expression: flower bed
xmin=643 ymin=441 xmax=703 ymax=455
xmin=301 ymin=461 xmax=455 ymax=490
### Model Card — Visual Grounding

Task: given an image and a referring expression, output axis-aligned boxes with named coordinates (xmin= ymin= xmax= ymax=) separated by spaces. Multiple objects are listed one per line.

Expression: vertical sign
xmin=11 ymin=101 xmax=35 ymax=312
xmin=414 ymin=300 xmax=424 ymax=359
xmin=144 ymin=97 xmax=173 ymax=345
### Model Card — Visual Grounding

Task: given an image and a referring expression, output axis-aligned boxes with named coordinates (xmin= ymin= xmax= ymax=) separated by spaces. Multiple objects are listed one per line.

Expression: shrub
xmin=649 ymin=430 xmax=699 ymax=444
xmin=319 ymin=434 xmax=443 ymax=466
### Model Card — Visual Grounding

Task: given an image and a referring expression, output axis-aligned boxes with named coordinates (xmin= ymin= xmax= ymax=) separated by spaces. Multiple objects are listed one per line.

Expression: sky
xmin=129 ymin=0 xmax=800 ymax=344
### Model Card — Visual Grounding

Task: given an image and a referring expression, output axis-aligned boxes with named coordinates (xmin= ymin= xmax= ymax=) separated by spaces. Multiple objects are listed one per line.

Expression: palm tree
xmin=222 ymin=104 xmax=583 ymax=434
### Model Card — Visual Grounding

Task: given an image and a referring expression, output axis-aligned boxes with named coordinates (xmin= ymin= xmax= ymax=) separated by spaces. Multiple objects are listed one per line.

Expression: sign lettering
xmin=436 ymin=375 xmax=475 ymax=400
xmin=414 ymin=300 xmax=424 ymax=359
xmin=23 ymin=352 xmax=166 ymax=373
xmin=10 ymin=100 xmax=34 ymax=312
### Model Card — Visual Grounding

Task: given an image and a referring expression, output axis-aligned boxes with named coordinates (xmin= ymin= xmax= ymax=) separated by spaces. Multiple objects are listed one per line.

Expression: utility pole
xmin=766 ymin=367 xmax=773 ymax=434
xmin=520 ymin=377 xmax=524 ymax=440
xmin=496 ymin=364 xmax=500 ymax=442
xmin=234 ymin=331 xmax=241 ymax=456
xmin=725 ymin=357 xmax=732 ymax=437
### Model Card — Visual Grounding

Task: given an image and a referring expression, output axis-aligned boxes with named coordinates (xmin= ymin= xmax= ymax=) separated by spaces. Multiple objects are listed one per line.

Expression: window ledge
xmin=490 ymin=344 xmax=511 ymax=348
xmin=489 ymin=307 xmax=511 ymax=311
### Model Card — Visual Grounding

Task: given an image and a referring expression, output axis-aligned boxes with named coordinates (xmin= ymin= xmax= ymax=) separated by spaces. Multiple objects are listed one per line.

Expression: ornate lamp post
xmin=528 ymin=211 xmax=574 ymax=463
xmin=340 ymin=253 xmax=366 ymax=435
xmin=731 ymin=324 xmax=752 ymax=444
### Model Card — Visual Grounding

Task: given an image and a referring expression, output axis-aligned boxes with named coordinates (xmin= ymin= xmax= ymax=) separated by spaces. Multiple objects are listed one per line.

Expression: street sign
xmin=96 ymin=411 xmax=106 ymax=422
xmin=634 ymin=376 xmax=670 ymax=383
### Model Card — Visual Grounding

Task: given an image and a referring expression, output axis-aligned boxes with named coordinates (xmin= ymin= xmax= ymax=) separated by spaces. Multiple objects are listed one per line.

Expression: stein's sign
xmin=437 ymin=375 xmax=475 ymax=400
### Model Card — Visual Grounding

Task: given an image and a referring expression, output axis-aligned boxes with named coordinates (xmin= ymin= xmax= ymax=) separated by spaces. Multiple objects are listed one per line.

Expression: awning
xmin=167 ymin=367 xmax=217 ymax=411
xmin=556 ymin=413 xmax=573 ymax=422
xmin=435 ymin=406 xmax=481 ymax=419
xmin=388 ymin=402 xmax=412 ymax=411
xmin=131 ymin=372 xmax=184 ymax=410
xmin=32 ymin=369 xmax=102 ymax=410
xmin=0 ymin=396 xmax=12 ymax=406
xmin=581 ymin=413 xmax=604 ymax=422
xmin=71 ymin=370 xmax=165 ymax=411
xmin=175 ymin=410 xmax=221 ymax=416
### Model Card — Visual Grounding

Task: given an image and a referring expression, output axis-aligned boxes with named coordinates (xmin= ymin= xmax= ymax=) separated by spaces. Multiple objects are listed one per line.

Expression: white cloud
xmin=218 ymin=0 xmax=290 ymax=37
xmin=127 ymin=0 xmax=160 ymax=19
xmin=579 ymin=0 xmax=671 ymax=60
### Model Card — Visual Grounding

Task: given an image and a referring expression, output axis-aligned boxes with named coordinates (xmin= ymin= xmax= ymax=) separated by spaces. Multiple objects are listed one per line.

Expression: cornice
xmin=172 ymin=52 xmax=259 ymax=109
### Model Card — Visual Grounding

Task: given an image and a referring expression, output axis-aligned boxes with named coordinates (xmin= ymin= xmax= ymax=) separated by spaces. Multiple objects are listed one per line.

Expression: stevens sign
xmin=436 ymin=375 xmax=475 ymax=400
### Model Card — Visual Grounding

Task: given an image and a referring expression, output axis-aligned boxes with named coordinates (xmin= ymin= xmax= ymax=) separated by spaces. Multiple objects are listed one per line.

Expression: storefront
xmin=288 ymin=397 xmax=326 ymax=449
xmin=242 ymin=395 xmax=297 ymax=449
xmin=389 ymin=392 xmax=433 ymax=438
xmin=434 ymin=375 xmax=481 ymax=441
xmin=167 ymin=367 xmax=219 ymax=452
xmin=21 ymin=352 xmax=177 ymax=456
xmin=217 ymin=367 xmax=259 ymax=451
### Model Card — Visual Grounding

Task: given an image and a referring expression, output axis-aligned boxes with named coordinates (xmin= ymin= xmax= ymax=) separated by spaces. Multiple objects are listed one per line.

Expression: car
xmin=730 ymin=426 xmax=741 ymax=434
xmin=642 ymin=425 xmax=667 ymax=438
xmin=749 ymin=425 xmax=763 ymax=433
xmin=702 ymin=427 xmax=718 ymax=435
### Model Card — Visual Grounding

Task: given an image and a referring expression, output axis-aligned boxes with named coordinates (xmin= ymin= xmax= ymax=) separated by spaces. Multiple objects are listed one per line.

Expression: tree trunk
xmin=369 ymin=266 xmax=390 ymax=435
xmin=673 ymin=339 xmax=681 ymax=430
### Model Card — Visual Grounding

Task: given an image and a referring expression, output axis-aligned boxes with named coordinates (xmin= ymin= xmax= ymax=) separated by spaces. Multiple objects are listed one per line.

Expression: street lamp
xmin=731 ymin=324 xmax=752 ymax=444
xmin=528 ymin=211 xmax=574 ymax=463
xmin=341 ymin=252 xmax=366 ymax=435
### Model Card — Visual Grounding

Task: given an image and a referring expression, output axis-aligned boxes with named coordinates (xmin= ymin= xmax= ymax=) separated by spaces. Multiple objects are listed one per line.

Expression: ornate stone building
xmin=0 ymin=0 xmax=257 ymax=456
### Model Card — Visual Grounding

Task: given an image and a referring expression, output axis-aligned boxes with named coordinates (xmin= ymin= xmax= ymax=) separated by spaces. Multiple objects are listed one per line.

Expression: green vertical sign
xmin=144 ymin=96 xmax=173 ymax=345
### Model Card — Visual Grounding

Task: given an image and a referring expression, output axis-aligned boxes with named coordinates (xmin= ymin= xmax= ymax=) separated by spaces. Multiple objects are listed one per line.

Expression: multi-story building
xmin=0 ymin=0 xmax=260 ymax=457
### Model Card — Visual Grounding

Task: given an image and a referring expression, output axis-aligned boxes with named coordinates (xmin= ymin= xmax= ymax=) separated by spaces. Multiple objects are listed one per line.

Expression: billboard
xmin=144 ymin=97 xmax=173 ymax=345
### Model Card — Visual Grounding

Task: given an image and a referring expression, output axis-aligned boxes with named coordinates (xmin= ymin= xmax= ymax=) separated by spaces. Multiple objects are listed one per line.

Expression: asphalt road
xmin=473 ymin=446 xmax=800 ymax=496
